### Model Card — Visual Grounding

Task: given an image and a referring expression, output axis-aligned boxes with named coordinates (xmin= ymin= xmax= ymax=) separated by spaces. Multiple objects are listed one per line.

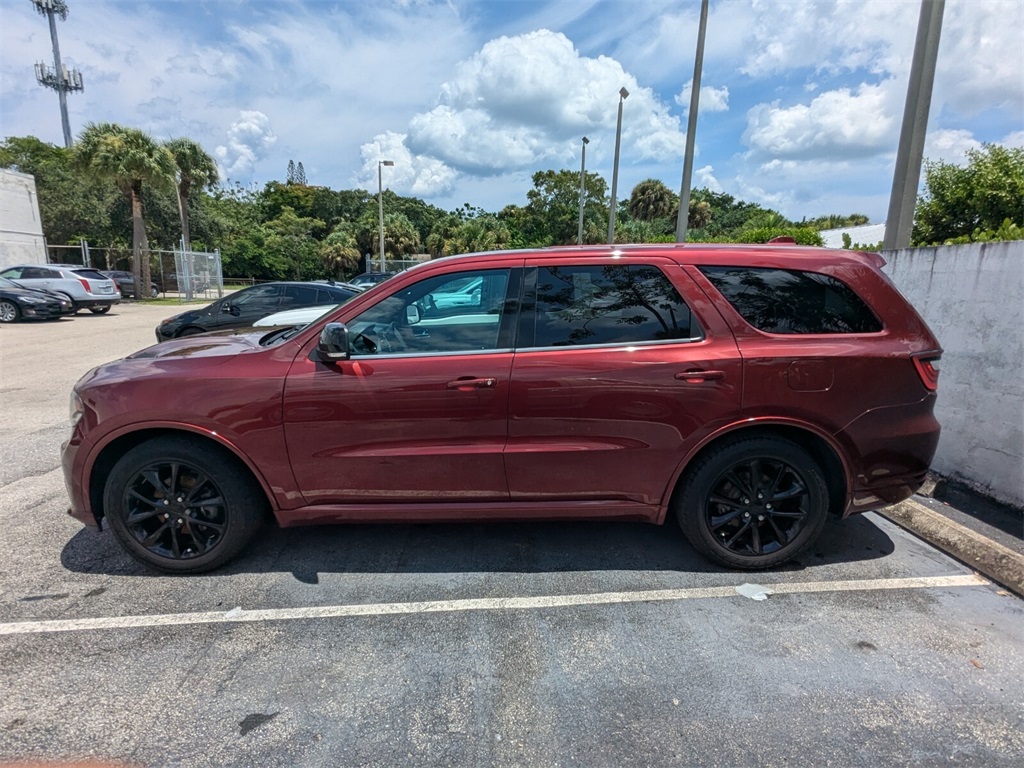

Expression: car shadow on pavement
xmin=60 ymin=514 xmax=895 ymax=579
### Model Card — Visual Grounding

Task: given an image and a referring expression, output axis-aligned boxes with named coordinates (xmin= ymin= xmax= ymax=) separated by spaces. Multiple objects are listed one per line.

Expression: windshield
xmin=0 ymin=277 xmax=20 ymax=289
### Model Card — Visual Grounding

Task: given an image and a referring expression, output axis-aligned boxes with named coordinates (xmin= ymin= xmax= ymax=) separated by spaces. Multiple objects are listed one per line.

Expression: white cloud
xmin=356 ymin=131 xmax=458 ymax=197
xmin=923 ymin=129 xmax=982 ymax=165
xmin=399 ymin=29 xmax=684 ymax=181
xmin=1003 ymin=131 xmax=1024 ymax=149
xmin=744 ymin=82 xmax=897 ymax=160
xmin=695 ymin=165 xmax=723 ymax=192
xmin=676 ymin=82 xmax=730 ymax=114
xmin=214 ymin=111 xmax=277 ymax=180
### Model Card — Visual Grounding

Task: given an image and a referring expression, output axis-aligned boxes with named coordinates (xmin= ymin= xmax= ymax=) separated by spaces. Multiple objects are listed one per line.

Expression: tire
xmin=0 ymin=300 xmax=21 ymax=323
xmin=103 ymin=437 xmax=267 ymax=573
xmin=674 ymin=436 xmax=829 ymax=570
xmin=150 ymin=286 xmax=160 ymax=298
xmin=90 ymin=305 xmax=112 ymax=314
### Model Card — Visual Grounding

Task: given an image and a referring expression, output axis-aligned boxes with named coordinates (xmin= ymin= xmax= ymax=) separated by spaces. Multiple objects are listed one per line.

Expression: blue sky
xmin=2 ymin=0 xmax=1021 ymax=222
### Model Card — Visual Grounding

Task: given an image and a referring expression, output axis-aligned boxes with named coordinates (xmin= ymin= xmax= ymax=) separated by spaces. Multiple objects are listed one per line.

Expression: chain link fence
xmin=43 ymin=242 xmax=223 ymax=302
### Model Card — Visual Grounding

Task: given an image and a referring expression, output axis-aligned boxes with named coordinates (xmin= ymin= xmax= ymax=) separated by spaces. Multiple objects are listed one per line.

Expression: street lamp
xmin=578 ymin=136 xmax=590 ymax=245
xmin=377 ymin=159 xmax=394 ymax=272
xmin=608 ymin=87 xmax=629 ymax=244
xmin=676 ymin=0 xmax=709 ymax=243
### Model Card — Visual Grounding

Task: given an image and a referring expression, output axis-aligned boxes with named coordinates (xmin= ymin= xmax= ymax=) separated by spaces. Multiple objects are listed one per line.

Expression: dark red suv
xmin=62 ymin=244 xmax=941 ymax=573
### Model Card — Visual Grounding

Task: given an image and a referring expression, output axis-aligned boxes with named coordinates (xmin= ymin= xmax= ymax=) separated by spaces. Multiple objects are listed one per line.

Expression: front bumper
xmin=61 ymin=436 xmax=99 ymax=529
xmin=22 ymin=303 xmax=65 ymax=319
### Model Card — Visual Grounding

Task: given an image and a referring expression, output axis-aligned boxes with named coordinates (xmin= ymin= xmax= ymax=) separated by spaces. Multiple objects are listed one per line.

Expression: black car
xmin=0 ymin=276 xmax=70 ymax=322
xmin=102 ymin=271 xmax=161 ymax=299
xmin=155 ymin=281 xmax=361 ymax=341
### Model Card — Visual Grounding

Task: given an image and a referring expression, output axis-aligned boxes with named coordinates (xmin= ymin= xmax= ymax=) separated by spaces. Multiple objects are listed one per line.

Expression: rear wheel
xmin=150 ymin=285 xmax=160 ymax=298
xmin=0 ymin=300 xmax=20 ymax=323
xmin=675 ymin=436 xmax=829 ymax=569
xmin=103 ymin=437 xmax=267 ymax=573
xmin=90 ymin=305 xmax=112 ymax=314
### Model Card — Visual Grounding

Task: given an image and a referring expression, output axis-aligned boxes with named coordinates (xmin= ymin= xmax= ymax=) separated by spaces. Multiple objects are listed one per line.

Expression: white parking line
xmin=0 ymin=574 xmax=987 ymax=636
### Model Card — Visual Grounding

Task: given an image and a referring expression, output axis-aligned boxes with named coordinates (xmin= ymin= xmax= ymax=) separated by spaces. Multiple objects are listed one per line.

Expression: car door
xmin=505 ymin=257 xmax=743 ymax=506
xmin=283 ymin=265 xmax=521 ymax=505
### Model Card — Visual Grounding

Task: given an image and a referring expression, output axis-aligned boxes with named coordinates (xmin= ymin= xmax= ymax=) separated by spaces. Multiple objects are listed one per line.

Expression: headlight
xmin=69 ymin=391 xmax=84 ymax=427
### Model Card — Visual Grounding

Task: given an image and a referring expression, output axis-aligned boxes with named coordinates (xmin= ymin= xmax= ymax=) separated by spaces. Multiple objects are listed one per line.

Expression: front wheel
xmin=103 ymin=437 xmax=267 ymax=572
xmin=0 ymin=300 xmax=21 ymax=323
xmin=90 ymin=305 xmax=112 ymax=314
xmin=675 ymin=436 xmax=829 ymax=569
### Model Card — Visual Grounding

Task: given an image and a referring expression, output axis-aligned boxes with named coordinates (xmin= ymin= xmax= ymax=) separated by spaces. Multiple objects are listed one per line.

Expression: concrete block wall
xmin=882 ymin=241 xmax=1024 ymax=509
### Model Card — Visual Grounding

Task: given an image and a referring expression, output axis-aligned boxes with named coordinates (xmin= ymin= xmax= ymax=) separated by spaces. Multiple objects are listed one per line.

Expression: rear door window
xmin=280 ymin=285 xmax=319 ymax=308
xmin=699 ymin=266 xmax=882 ymax=334
xmin=524 ymin=264 xmax=701 ymax=348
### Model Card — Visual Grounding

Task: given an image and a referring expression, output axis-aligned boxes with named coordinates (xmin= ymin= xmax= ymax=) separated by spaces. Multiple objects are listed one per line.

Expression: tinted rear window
xmin=700 ymin=266 xmax=882 ymax=334
xmin=532 ymin=264 xmax=701 ymax=347
xmin=72 ymin=269 xmax=110 ymax=280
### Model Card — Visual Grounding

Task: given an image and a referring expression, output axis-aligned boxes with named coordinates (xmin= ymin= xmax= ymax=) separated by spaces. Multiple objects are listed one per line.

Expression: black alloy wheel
xmin=104 ymin=438 xmax=265 ymax=572
xmin=676 ymin=436 xmax=829 ymax=569
xmin=90 ymin=306 xmax=112 ymax=314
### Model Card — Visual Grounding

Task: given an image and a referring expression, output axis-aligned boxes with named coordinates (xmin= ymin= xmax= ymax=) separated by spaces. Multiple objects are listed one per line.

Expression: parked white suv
xmin=0 ymin=264 xmax=121 ymax=313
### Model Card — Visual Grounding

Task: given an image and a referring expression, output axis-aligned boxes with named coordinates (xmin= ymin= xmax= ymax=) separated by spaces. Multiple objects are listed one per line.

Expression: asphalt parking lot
xmin=1 ymin=303 xmax=1023 ymax=767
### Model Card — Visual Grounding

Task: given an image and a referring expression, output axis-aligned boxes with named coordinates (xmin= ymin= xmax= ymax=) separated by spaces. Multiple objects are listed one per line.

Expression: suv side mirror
xmin=317 ymin=322 xmax=351 ymax=362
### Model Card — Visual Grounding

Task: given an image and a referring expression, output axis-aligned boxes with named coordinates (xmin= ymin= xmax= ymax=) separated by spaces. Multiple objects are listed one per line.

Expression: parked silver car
xmin=0 ymin=264 xmax=120 ymax=313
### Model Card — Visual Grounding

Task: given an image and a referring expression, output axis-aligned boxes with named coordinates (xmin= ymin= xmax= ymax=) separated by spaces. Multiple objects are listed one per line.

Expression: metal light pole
xmin=578 ymin=136 xmax=590 ymax=244
xmin=676 ymin=0 xmax=709 ymax=243
xmin=607 ymin=87 xmax=629 ymax=244
xmin=883 ymin=0 xmax=945 ymax=251
xmin=377 ymin=159 xmax=394 ymax=272
xmin=31 ymin=0 xmax=84 ymax=148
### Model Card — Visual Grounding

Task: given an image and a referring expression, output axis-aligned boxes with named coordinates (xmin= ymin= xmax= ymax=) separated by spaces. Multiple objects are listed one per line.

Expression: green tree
xmin=165 ymin=137 xmax=219 ymax=251
xmin=505 ymin=169 xmax=608 ymax=247
xmin=75 ymin=123 xmax=176 ymax=294
xmin=264 ymin=207 xmax=325 ymax=280
xmin=320 ymin=225 xmax=362 ymax=278
xmin=913 ymin=144 xmax=1024 ymax=245
xmin=802 ymin=213 xmax=870 ymax=230
xmin=1 ymin=135 xmax=122 ymax=253
xmin=628 ymin=178 xmax=676 ymax=221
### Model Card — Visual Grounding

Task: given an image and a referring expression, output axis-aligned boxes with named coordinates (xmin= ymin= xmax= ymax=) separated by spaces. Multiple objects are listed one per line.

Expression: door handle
xmin=446 ymin=377 xmax=497 ymax=390
xmin=675 ymin=369 xmax=725 ymax=383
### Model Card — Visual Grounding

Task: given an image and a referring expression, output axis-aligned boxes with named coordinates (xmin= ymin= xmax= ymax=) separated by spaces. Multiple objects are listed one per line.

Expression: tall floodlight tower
xmin=31 ymin=0 xmax=84 ymax=148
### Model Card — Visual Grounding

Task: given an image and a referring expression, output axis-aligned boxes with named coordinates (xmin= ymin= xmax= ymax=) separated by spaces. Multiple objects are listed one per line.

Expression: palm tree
xmin=76 ymin=123 xmax=175 ymax=296
xmin=165 ymin=137 xmax=219 ymax=251
xmin=628 ymin=179 xmax=676 ymax=221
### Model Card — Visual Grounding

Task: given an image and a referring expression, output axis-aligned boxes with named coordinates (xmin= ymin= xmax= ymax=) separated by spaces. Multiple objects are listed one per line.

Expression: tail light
xmin=77 ymin=277 xmax=91 ymax=293
xmin=912 ymin=352 xmax=941 ymax=391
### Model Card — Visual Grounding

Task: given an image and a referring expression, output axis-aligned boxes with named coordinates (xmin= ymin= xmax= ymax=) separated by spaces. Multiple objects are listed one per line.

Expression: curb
xmin=878 ymin=498 xmax=1024 ymax=598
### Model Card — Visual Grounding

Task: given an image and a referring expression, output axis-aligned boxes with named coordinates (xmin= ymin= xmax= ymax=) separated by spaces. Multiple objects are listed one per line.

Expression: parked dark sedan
xmin=155 ymin=281 xmax=361 ymax=341
xmin=102 ymin=271 xmax=160 ymax=299
xmin=0 ymin=276 xmax=70 ymax=322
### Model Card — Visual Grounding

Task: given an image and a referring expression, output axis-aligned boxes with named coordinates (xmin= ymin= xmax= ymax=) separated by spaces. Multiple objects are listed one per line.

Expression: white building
xmin=818 ymin=223 xmax=887 ymax=249
xmin=0 ymin=169 xmax=47 ymax=269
